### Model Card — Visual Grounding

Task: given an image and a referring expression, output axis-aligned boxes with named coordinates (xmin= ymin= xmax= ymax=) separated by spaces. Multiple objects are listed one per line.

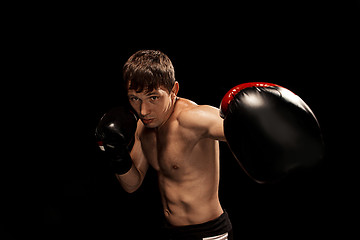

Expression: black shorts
xmin=162 ymin=210 xmax=233 ymax=240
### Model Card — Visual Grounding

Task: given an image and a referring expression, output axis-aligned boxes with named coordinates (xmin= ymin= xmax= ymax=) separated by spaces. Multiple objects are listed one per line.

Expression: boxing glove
xmin=95 ymin=106 xmax=138 ymax=175
xmin=220 ymin=82 xmax=325 ymax=183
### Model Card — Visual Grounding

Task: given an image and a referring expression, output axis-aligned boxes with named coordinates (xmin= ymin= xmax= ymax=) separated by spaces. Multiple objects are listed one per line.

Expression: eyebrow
xmin=145 ymin=91 xmax=159 ymax=96
xmin=128 ymin=91 xmax=159 ymax=97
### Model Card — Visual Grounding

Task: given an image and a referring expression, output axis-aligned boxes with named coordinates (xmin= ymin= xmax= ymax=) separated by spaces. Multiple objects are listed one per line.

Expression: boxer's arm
xmin=179 ymin=105 xmax=226 ymax=141
xmin=116 ymin=126 xmax=149 ymax=193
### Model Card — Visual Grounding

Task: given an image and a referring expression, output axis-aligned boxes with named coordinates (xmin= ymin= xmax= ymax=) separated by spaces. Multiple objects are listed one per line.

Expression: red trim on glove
xmin=220 ymin=82 xmax=280 ymax=118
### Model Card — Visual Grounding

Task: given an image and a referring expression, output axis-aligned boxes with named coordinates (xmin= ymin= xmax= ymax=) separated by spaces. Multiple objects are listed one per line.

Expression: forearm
xmin=116 ymin=163 xmax=144 ymax=193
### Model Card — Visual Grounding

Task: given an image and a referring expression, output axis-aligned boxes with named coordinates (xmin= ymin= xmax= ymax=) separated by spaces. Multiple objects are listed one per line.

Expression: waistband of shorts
xmin=163 ymin=210 xmax=232 ymax=239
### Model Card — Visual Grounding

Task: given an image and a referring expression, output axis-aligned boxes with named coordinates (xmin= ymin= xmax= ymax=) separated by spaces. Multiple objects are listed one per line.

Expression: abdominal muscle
xmin=158 ymin=172 xmax=224 ymax=226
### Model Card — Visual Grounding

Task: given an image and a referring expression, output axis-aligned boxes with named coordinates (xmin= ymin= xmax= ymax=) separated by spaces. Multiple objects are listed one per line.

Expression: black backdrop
xmin=4 ymin=2 xmax=359 ymax=239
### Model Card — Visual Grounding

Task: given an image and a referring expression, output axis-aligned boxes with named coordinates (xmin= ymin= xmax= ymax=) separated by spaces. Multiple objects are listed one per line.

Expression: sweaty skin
xmin=117 ymin=82 xmax=226 ymax=226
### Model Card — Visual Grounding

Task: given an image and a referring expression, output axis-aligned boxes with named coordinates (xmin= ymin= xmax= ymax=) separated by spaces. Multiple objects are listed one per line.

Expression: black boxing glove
xmin=220 ymin=82 xmax=325 ymax=183
xmin=95 ymin=106 xmax=138 ymax=175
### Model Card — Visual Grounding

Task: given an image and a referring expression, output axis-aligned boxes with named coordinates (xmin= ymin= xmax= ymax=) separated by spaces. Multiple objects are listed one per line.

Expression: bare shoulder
xmin=175 ymin=98 xmax=225 ymax=140
xmin=176 ymin=98 xmax=220 ymax=129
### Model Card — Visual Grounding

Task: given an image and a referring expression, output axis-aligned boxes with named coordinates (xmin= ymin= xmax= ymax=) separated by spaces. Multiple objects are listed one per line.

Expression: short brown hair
xmin=123 ymin=50 xmax=175 ymax=93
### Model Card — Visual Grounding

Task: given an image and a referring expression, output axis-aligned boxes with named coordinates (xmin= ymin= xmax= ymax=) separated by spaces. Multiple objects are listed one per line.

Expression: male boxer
xmin=95 ymin=50 xmax=324 ymax=239
xmin=97 ymin=49 xmax=233 ymax=240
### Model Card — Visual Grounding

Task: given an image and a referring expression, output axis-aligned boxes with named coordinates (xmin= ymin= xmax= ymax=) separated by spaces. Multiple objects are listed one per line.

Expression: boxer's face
xmin=128 ymin=83 xmax=178 ymax=128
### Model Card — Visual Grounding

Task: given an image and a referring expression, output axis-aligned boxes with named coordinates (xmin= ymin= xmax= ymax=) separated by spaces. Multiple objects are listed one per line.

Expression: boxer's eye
xmin=149 ymin=96 xmax=159 ymax=101
xmin=129 ymin=96 xmax=140 ymax=102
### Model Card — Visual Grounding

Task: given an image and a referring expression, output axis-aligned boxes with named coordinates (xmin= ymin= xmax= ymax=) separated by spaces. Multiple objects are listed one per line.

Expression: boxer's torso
xmin=137 ymin=98 xmax=224 ymax=226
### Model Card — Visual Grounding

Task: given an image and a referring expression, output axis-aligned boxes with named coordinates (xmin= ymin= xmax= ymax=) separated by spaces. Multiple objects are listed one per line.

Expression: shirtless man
xmin=95 ymin=49 xmax=324 ymax=239
xmin=96 ymin=50 xmax=233 ymax=239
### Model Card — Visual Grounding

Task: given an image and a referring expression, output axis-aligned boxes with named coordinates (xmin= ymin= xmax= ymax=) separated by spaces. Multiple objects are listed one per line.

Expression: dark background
xmin=3 ymin=1 xmax=359 ymax=239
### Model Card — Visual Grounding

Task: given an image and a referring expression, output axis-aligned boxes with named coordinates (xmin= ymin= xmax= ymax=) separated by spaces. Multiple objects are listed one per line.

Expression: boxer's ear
xmin=171 ymin=81 xmax=179 ymax=98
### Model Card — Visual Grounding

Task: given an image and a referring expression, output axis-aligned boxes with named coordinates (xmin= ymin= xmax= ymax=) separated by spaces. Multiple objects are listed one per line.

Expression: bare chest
xmin=139 ymin=125 xmax=196 ymax=175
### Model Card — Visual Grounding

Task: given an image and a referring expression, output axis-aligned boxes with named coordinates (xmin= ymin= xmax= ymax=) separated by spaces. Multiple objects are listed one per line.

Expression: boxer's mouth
xmin=142 ymin=118 xmax=154 ymax=124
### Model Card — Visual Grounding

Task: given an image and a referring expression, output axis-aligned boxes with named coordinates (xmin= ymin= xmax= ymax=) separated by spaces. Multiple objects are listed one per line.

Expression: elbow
xmin=119 ymin=179 xmax=142 ymax=193
xmin=124 ymin=186 xmax=139 ymax=194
